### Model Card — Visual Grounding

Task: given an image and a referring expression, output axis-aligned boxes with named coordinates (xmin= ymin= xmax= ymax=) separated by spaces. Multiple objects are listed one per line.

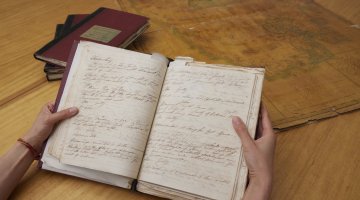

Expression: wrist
xmin=17 ymin=138 xmax=41 ymax=160
xmin=243 ymin=177 xmax=272 ymax=200
xmin=22 ymin=131 xmax=44 ymax=152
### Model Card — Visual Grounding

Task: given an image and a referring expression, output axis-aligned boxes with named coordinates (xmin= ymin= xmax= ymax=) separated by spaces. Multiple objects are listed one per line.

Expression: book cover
xmin=35 ymin=7 xmax=149 ymax=67
xmin=44 ymin=14 xmax=89 ymax=81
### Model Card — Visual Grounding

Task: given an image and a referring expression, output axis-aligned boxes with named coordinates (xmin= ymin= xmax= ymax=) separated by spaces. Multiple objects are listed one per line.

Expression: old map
xmin=118 ymin=0 xmax=360 ymax=129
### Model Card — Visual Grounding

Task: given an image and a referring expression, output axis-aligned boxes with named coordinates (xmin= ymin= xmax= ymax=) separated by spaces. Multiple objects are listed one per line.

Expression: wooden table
xmin=0 ymin=0 xmax=359 ymax=199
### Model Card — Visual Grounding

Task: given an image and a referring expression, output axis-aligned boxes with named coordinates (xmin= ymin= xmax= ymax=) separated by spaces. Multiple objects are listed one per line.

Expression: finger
xmin=260 ymin=104 xmax=273 ymax=134
xmin=47 ymin=107 xmax=79 ymax=124
xmin=232 ymin=116 xmax=256 ymax=150
xmin=46 ymin=102 xmax=55 ymax=113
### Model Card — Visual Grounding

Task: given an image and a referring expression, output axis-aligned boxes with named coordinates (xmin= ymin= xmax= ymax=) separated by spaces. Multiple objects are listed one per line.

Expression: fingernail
xmin=232 ymin=116 xmax=241 ymax=126
xmin=69 ymin=107 xmax=79 ymax=114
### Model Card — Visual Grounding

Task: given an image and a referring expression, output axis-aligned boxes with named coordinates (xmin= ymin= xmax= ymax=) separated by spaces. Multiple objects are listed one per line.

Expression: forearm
xmin=0 ymin=142 xmax=35 ymax=200
xmin=0 ymin=103 xmax=78 ymax=200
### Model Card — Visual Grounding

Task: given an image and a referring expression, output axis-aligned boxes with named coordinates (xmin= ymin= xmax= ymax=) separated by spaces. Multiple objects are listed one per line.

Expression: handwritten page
xmin=47 ymin=41 xmax=168 ymax=178
xmin=138 ymin=59 xmax=264 ymax=200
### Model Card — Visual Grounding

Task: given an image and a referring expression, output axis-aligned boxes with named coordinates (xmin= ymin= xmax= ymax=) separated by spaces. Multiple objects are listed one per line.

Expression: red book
xmin=61 ymin=14 xmax=89 ymax=35
xmin=35 ymin=7 xmax=149 ymax=67
xmin=44 ymin=14 xmax=89 ymax=81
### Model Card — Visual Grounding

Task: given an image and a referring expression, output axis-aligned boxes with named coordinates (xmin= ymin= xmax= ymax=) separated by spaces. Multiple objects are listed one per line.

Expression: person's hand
xmin=22 ymin=102 xmax=79 ymax=151
xmin=232 ymin=104 xmax=276 ymax=200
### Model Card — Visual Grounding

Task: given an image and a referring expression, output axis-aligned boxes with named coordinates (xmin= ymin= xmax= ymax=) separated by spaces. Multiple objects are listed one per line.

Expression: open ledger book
xmin=41 ymin=41 xmax=264 ymax=200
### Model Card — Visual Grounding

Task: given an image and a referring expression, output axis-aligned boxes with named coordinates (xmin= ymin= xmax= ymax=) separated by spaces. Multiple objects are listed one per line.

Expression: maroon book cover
xmin=72 ymin=14 xmax=88 ymax=24
xmin=35 ymin=7 xmax=149 ymax=67
xmin=45 ymin=14 xmax=89 ymax=81
xmin=53 ymin=41 xmax=80 ymax=111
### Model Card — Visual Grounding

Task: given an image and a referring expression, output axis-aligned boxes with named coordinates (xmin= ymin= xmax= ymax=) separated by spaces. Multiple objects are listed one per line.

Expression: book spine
xmin=62 ymin=14 xmax=75 ymax=35
xmin=53 ymin=40 xmax=80 ymax=111
xmin=55 ymin=24 xmax=65 ymax=38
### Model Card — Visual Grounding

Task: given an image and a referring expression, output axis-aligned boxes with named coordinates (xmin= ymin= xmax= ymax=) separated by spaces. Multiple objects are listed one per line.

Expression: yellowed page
xmin=47 ymin=41 xmax=168 ymax=178
xmin=138 ymin=59 xmax=264 ymax=200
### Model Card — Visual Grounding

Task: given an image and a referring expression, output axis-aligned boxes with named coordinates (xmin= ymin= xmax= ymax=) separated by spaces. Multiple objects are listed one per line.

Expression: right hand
xmin=232 ymin=104 xmax=276 ymax=200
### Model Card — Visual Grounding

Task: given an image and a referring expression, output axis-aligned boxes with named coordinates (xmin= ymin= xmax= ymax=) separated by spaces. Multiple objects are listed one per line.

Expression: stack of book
xmin=34 ymin=7 xmax=149 ymax=81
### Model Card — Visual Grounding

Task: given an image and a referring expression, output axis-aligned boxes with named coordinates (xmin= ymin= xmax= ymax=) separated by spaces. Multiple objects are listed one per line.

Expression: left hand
xmin=22 ymin=102 xmax=79 ymax=151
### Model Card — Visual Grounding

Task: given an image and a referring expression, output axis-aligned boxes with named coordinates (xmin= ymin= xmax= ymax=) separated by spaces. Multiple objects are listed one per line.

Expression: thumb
xmin=232 ymin=116 xmax=256 ymax=151
xmin=48 ymin=107 xmax=79 ymax=124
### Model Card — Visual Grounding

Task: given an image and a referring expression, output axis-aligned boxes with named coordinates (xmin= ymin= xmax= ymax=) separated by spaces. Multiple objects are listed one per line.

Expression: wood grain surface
xmin=315 ymin=0 xmax=360 ymax=24
xmin=0 ymin=0 xmax=359 ymax=199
